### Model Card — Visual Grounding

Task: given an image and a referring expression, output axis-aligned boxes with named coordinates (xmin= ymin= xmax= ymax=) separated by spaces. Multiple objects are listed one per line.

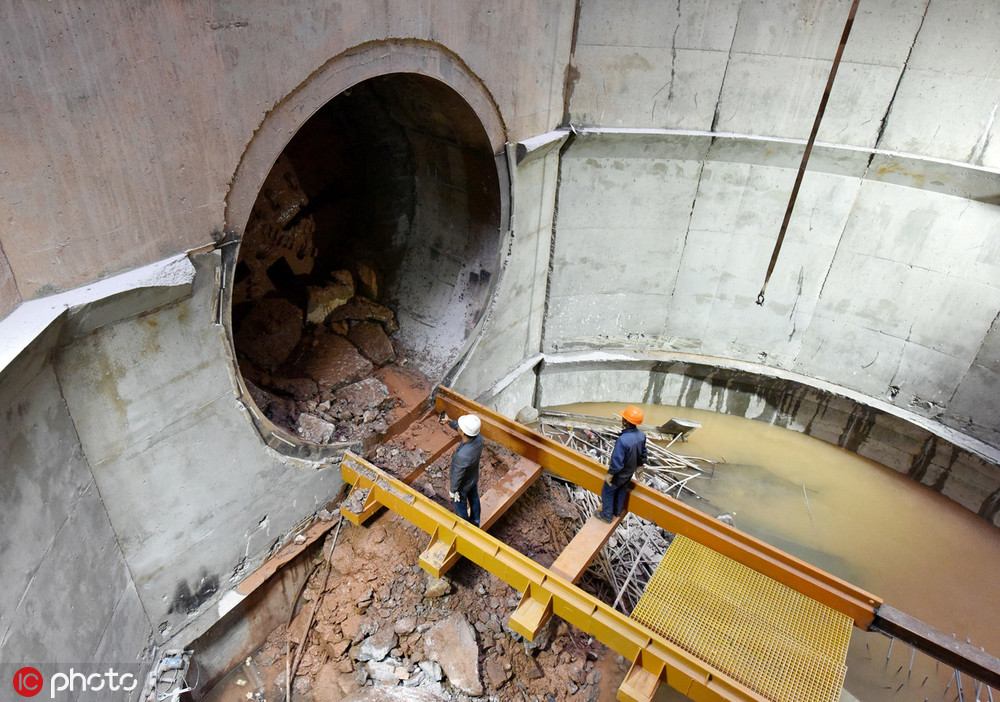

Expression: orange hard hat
xmin=618 ymin=405 xmax=644 ymax=425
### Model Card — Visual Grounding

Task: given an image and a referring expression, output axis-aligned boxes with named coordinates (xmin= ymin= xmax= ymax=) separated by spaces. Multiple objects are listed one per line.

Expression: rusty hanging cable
xmin=756 ymin=0 xmax=862 ymax=306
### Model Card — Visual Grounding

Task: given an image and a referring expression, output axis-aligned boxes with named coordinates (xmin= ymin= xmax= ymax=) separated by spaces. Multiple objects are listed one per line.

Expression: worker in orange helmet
xmin=596 ymin=405 xmax=648 ymax=523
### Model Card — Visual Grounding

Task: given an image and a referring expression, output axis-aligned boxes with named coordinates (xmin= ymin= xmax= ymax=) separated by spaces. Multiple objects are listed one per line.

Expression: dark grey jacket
xmin=448 ymin=421 xmax=483 ymax=494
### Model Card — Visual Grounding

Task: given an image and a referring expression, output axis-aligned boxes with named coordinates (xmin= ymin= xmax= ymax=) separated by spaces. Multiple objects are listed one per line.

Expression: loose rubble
xmin=202 ymin=428 xmax=632 ymax=702
xmin=233 ymin=153 xmax=406 ymax=444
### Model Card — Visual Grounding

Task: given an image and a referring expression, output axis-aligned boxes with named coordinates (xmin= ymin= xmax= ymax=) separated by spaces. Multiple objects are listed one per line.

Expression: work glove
xmin=604 ymin=473 xmax=614 ymax=485
xmin=449 ymin=491 xmax=461 ymax=502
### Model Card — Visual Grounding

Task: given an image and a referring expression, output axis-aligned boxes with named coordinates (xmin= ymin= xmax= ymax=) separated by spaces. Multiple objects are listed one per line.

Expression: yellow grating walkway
xmin=631 ymin=535 xmax=853 ymax=702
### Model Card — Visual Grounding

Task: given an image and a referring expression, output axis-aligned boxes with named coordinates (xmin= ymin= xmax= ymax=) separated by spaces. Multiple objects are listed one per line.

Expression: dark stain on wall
xmin=168 ymin=571 xmax=220 ymax=615
xmin=931 ymin=444 xmax=961 ymax=493
xmin=908 ymin=435 xmax=938 ymax=482
xmin=837 ymin=405 xmax=878 ymax=453
xmin=979 ymin=486 xmax=1000 ymax=522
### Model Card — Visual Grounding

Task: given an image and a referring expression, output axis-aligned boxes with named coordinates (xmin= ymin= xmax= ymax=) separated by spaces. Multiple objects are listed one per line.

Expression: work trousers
xmin=600 ymin=473 xmax=631 ymax=520
xmin=453 ymin=479 xmax=481 ymax=527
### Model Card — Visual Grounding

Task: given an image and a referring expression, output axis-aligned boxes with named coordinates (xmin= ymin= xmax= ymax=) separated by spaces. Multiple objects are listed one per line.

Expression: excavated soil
xmin=201 ymin=431 xmax=631 ymax=702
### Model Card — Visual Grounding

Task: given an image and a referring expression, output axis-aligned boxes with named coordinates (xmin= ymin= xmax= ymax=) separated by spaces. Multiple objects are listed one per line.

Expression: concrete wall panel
xmin=0 ymin=365 xmax=143 ymax=676
xmin=570 ymin=44 xmax=729 ymax=129
xmin=950 ymin=363 xmax=1000 ymax=446
xmin=489 ymin=370 xmax=539 ymax=421
xmin=714 ymin=55 xmax=899 ymax=146
xmin=879 ymin=1 xmax=1000 ymax=166
xmin=546 ymin=133 xmax=1000 ymax=449
xmin=0 ymin=365 xmax=93 ymax=638
xmin=53 ymin=253 xmax=343 ymax=638
xmin=570 ymin=0 xmax=740 ymax=129
xmin=881 ymin=71 xmax=1000 ymax=167
xmin=0 ymin=477 xmax=150 ymax=695
xmin=1 ymin=1 xmax=574 ymax=303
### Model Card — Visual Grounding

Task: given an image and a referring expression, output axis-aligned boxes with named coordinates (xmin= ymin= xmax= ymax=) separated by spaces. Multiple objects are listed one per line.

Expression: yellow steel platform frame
xmin=340 ymin=451 xmax=768 ymax=702
xmin=338 ymin=387 xmax=886 ymax=701
xmin=434 ymin=386 xmax=881 ymax=629
xmin=632 ymin=535 xmax=853 ymax=702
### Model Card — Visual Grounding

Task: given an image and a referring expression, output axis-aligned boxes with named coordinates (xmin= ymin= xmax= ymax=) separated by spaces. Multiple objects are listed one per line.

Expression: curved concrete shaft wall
xmin=0 ymin=1 xmax=575 ymax=679
xmin=0 ymin=0 xmax=998 ymax=681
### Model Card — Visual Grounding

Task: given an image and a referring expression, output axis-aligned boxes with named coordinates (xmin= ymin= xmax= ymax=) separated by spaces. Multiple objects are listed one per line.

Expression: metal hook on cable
xmin=755 ymin=0 xmax=861 ymax=307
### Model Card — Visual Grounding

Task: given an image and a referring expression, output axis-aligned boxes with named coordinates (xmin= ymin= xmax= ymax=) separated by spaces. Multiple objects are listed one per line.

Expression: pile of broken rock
xmin=235 ymin=268 xmax=403 ymax=446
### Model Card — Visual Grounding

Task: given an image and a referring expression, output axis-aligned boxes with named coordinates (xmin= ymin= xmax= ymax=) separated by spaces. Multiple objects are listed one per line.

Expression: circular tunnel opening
xmin=231 ymin=73 xmax=503 ymax=445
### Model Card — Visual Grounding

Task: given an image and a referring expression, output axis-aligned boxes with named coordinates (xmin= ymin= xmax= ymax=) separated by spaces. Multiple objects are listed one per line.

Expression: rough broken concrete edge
xmin=568 ymin=128 xmax=1000 ymax=200
xmin=485 ymin=349 xmax=1000 ymax=468
xmin=0 ymin=252 xmax=196 ymax=372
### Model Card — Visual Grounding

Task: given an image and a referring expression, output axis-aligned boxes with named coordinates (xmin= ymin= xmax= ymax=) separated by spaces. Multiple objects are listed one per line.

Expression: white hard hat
xmin=457 ymin=414 xmax=481 ymax=437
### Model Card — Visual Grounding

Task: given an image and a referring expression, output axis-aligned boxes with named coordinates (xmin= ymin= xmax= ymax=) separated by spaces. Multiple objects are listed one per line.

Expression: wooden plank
xmin=550 ymin=514 xmax=623 ymax=584
xmin=426 ymin=455 xmax=544 ymax=575
xmin=480 ymin=456 xmax=543 ymax=530
xmin=236 ymin=517 xmax=337 ymax=596
xmin=873 ymin=604 xmax=1000 ymax=688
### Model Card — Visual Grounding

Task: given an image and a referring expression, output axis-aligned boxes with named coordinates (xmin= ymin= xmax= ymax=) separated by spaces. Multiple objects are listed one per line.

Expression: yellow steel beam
xmin=339 ymin=451 xmax=768 ymax=702
xmin=434 ymin=386 xmax=881 ymax=629
xmin=421 ymin=455 xmax=543 ymax=576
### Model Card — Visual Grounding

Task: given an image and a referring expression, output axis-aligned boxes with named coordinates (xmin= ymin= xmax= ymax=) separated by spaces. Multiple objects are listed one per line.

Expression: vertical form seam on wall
xmin=533 ymin=130 xmax=575 ymax=412
xmin=709 ymin=0 xmax=744 ymax=135
xmin=50 ymin=349 xmax=160 ymax=639
xmin=535 ymin=0 xmax=582 ymax=409
xmin=669 ymin=160 xmax=707 ymax=303
xmin=867 ymin=0 xmax=933 ymax=171
xmin=756 ymin=0 xmax=862 ymax=307
xmin=559 ymin=0 xmax=583 ymax=126
xmin=0 ymin=235 xmax=23 ymax=309
xmin=0 ymin=485 xmax=89 ymax=649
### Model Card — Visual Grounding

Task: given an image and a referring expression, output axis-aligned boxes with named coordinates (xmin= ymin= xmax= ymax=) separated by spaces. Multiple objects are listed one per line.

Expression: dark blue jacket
xmin=449 ymin=421 xmax=483 ymax=494
xmin=609 ymin=425 xmax=647 ymax=484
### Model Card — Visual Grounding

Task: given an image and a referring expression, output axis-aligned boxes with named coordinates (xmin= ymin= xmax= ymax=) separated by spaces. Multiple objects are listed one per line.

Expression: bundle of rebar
xmin=539 ymin=419 xmax=717 ymax=500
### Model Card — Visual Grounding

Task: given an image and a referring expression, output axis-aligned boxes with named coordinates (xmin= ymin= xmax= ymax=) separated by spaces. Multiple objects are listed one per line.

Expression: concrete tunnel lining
xmin=224 ymin=43 xmax=511 ymax=449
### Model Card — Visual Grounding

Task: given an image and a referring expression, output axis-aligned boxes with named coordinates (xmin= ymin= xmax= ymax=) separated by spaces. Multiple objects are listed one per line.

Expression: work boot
xmin=594 ymin=511 xmax=613 ymax=524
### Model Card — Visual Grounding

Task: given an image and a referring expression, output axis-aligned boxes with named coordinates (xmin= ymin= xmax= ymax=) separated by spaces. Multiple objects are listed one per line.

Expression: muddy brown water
xmin=551 ymin=402 xmax=1000 ymax=702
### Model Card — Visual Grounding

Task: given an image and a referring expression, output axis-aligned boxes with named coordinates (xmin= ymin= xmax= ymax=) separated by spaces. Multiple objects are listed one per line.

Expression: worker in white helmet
xmin=440 ymin=413 xmax=484 ymax=527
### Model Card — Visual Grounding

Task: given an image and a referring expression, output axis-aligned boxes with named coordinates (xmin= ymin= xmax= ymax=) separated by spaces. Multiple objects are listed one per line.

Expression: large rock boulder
xmin=296 ymin=413 xmax=336 ymax=443
xmin=234 ymin=297 xmax=303 ymax=370
xmin=293 ymin=332 xmax=373 ymax=393
xmin=306 ymin=270 xmax=355 ymax=324
xmin=423 ymin=613 xmax=482 ymax=696
xmin=327 ymin=296 xmax=398 ymax=333
xmin=348 ymin=321 xmax=396 ymax=366
xmin=335 ymin=377 xmax=393 ymax=412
